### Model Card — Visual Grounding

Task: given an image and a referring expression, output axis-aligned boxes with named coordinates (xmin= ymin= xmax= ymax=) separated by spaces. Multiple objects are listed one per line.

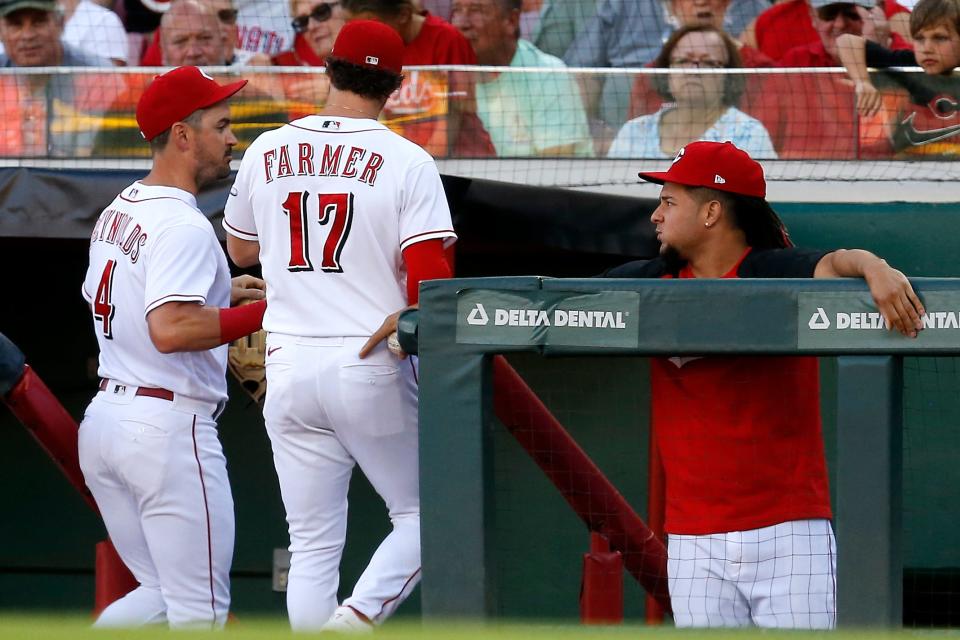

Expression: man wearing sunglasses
xmin=748 ymin=0 xmax=912 ymax=63
xmin=780 ymin=0 xmax=879 ymax=66
xmin=741 ymin=0 xmax=912 ymax=158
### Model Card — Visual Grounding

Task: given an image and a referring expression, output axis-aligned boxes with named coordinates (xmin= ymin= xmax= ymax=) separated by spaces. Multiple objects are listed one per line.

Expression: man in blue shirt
xmin=452 ymin=0 xmax=594 ymax=157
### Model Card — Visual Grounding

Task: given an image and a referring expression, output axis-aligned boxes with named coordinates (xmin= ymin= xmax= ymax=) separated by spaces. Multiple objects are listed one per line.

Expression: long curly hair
xmin=689 ymin=186 xmax=793 ymax=250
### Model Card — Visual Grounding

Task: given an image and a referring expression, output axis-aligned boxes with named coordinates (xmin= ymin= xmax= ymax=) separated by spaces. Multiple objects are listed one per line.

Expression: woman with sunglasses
xmin=273 ymin=0 xmax=346 ymax=66
xmin=270 ymin=0 xmax=345 ymax=107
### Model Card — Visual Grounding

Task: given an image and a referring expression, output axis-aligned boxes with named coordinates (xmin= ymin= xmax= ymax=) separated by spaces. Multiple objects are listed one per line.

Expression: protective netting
xmin=5 ymin=0 xmax=955 ymax=187
xmin=2 ymin=65 xmax=957 ymax=187
xmin=902 ymin=356 xmax=960 ymax=627
xmin=490 ymin=353 xmax=959 ymax=626
xmin=491 ymin=353 xmax=656 ymax=620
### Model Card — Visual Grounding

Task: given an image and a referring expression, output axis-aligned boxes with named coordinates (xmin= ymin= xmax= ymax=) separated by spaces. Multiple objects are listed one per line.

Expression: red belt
xmin=99 ymin=378 xmax=175 ymax=402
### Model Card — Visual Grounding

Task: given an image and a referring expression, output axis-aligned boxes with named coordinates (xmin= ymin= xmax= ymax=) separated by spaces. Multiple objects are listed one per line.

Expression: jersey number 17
xmin=282 ymin=191 xmax=354 ymax=273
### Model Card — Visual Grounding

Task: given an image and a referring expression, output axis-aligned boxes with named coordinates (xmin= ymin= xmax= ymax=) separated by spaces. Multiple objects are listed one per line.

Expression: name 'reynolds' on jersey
xmin=262 ymin=140 xmax=385 ymax=186
xmin=90 ymin=208 xmax=148 ymax=263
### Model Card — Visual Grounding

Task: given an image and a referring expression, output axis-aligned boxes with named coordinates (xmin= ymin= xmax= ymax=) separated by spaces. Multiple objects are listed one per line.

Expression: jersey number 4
xmin=282 ymin=191 xmax=354 ymax=273
xmin=93 ymin=259 xmax=117 ymax=339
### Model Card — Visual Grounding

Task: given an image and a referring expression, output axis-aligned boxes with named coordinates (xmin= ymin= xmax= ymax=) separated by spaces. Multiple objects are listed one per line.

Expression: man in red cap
xmin=223 ymin=20 xmax=455 ymax=632
xmin=79 ymin=65 xmax=266 ymax=628
xmin=606 ymin=141 xmax=924 ymax=628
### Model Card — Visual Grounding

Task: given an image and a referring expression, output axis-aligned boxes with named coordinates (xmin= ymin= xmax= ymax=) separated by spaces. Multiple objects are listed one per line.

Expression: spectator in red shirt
xmin=342 ymin=0 xmax=495 ymax=156
xmin=779 ymin=0 xmax=899 ymax=65
xmin=747 ymin=0 xmax=901 ymax=157
xmin=746 ymin=0 xmax=912 ymax=62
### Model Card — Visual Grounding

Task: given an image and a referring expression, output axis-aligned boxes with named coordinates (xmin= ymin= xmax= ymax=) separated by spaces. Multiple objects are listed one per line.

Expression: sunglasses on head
xmin=815 ymin=3 xmax=862 ymax=21
xmin=291 ymin=2 xmax=339 ymax=33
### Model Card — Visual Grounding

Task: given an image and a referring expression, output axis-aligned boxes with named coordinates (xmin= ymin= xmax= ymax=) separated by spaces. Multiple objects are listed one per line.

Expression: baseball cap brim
xmin=0 ymin=0 xmax=57 ymax=16
xmin=198 ymin=78 xmax=249 ymax=111
xmin=638 ymin=170 xmax=670 ymax=185
xmin=810 ymin=0 xmax=874 ymax=8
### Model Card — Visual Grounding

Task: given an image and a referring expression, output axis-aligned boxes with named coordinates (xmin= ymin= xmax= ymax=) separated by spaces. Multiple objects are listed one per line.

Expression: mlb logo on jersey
xmin=322 ymin=120 xmax=341 ymax=130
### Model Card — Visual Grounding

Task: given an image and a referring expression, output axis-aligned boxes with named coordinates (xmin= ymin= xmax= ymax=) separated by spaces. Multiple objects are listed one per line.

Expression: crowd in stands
xmin=0 ymin=0 xmax=958 ymax=159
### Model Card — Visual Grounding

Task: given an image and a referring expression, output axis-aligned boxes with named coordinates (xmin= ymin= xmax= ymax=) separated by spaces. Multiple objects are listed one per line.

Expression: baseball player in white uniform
xmin=223 ymin=20 xmax=455 ymax=632
xmin=79 ymin=66 xmax=267 ymax=629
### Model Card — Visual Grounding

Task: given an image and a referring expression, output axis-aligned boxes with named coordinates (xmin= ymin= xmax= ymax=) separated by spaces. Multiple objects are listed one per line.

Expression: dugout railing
xmin=402 ymin=276 xmax=960 ymax=627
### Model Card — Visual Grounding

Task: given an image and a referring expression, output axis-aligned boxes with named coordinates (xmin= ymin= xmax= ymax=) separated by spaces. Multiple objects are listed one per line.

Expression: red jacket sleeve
xmin=140 ymin=29 xmax=162 ymax=66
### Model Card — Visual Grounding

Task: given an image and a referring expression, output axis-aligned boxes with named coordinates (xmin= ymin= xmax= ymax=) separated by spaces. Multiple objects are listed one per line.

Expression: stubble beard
xmin=661 ymin=245 xmax=687 ymax=275
xmin=195 ymin=148 xmax=231 ymax=189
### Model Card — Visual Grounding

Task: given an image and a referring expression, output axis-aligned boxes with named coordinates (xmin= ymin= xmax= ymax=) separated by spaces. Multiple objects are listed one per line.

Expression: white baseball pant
xmin=263 ymin=334 xmax=421 ymax=630
xmin=78 ymin=383 xmax=233 ymax=629
xmin=667 ymin=518 xmax=836 ymax=629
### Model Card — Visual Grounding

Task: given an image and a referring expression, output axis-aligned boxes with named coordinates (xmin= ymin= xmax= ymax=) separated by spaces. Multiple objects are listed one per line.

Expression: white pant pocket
xmin=337 ymin=363 xmax=405 ymax=437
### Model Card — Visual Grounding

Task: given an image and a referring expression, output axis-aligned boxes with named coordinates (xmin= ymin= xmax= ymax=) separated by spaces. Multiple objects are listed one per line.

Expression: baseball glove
xmin=228 ymin=327 xmax=267 ymax=406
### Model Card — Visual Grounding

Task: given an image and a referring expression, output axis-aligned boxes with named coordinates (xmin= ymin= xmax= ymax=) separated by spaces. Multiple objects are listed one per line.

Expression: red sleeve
xmin=402 ymin=239 xmax=452 ymax=304
xmin=884 ymin=0 xmax=910 ymax=17
xmin=444 ymin=30 xmax=477 ymax=64
xmin=423 ymin=15 xmax=477 ymax=64
xmin=739 ymin=45 xmax=776 ymax=68
xmin=889 ymin=32 xmax=914 ymax=51
xmin=755 ymin=0 xmax=817 ymax=62
xmin=140 ymin=29 xmax=162 ymax=66
xmin=627 ymin=61 xmax=664 ymax=120
xmin=454 ymin=111 xmax=496 ymax=157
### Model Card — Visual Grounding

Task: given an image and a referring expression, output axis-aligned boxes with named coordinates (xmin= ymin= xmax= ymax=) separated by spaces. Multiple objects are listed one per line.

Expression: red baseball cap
xmin=136 ymin=66 xmax=248 ymax=141
xmin=638 ymin=141 xmax=766 ymax=199
xmin=329 ymin=19 xmax=404 ymax=75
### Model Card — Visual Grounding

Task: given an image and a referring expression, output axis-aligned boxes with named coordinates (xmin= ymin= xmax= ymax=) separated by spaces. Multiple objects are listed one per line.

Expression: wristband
xmin=219 ymin=299 xmax=266 ymax=344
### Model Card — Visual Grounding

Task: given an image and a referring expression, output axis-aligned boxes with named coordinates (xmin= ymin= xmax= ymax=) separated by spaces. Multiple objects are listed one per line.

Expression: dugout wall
xmin=0 ymin=168 xmax=958 ymax=623
xmin=410 ymin=277 xmax=960 ymax=626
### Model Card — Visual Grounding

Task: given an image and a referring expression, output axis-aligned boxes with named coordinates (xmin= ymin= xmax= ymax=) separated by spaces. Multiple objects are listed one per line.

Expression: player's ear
xmin=170 ymin=121 xmax=193 ymax=151
xmin=703 ymin=198 xmax=723 ymax=228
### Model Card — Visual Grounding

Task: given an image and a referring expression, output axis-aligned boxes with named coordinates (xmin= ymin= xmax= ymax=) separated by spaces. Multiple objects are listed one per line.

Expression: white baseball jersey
xmin=82 ymin=182 xmax=232 ymax=405
xmin=224 ymin=116 xmax=456 ymax=337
